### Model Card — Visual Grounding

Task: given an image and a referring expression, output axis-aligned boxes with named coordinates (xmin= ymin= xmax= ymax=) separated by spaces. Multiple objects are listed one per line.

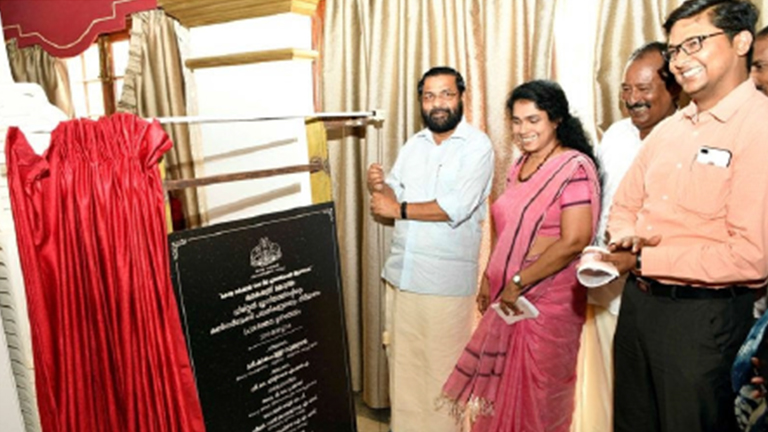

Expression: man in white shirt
xmin=592 ymin=42 xmax=681 ymax=312
xmin=367 ymin=66 xmax=494 ymax=432
xmin=580 ymin=43 xmax=680 ymax=427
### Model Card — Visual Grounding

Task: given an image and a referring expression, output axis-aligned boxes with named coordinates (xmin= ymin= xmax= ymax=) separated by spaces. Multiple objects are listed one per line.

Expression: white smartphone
xmin=695 ymin=146 xmax=731 ymax=168
xmin=490 ymin=297 xmax=540 ymax=325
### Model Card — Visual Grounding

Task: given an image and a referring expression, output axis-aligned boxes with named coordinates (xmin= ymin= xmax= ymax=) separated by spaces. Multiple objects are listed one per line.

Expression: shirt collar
xmin=682 ymin=79 xmax=757 ymax=123
xmin=621 ymin=117 xmax=642 ymax=139
xmin=416 ymin=118 xmax=469 ymax=143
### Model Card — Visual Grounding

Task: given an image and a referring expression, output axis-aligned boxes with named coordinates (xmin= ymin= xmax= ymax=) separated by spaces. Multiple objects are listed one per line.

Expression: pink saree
xmin=442 ymin=150 xmax=600 ymax=431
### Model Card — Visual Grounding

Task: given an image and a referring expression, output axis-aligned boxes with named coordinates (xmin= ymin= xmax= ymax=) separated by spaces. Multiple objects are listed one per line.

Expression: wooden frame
xmin=185 ymin=48 xmax=319 ymax=70
xmin=158 ymin=0 xmax=319 ymax=27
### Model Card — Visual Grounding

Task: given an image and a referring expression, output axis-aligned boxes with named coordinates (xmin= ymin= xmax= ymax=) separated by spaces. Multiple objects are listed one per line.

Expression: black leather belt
xmin=633 ymin=275 xmax=752 ymax=299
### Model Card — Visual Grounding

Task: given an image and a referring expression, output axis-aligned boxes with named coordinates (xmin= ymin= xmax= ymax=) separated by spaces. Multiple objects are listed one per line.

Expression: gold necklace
xmin=518 ymin=144 xmax=559 ymax=182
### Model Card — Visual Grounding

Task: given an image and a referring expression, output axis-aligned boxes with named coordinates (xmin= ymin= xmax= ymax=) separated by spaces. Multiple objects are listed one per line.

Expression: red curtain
xmin=4 ymin=113 xmax=206 ymax=432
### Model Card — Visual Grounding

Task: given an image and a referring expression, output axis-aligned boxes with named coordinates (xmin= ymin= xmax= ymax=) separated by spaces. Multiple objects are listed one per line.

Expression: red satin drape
xmin=4 ymin=113 xmax=206 ymax=432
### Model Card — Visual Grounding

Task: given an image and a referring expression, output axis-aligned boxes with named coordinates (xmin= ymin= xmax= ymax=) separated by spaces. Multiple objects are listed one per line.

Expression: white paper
xmin=491 ymin=296 xmax=539 ymax=325
xmin=577 ymin=245 xmax=620 ymax=288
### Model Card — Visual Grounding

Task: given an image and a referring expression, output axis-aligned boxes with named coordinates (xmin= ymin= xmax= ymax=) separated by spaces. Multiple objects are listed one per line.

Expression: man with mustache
xmin=592 ymin=42 xmax=681 ymax=334
xmin=752 ymin=25 xmax=768 ymax=95
xmin=601 ymin=1 xmax=768 ymax=430
xmin=583 ymin=41 xmax=682 ymax=428
xmin=367 ymin=66 xmax=493 ymax=432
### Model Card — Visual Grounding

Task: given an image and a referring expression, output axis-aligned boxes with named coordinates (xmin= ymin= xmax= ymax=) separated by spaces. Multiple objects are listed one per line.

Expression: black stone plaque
xmin=169 ymin=203 xmax=356 ymax=432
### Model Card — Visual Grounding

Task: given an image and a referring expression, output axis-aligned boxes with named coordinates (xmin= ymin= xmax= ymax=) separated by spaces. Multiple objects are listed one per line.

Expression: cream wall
xmin=187 ymin=14 xmax=315 ymax=225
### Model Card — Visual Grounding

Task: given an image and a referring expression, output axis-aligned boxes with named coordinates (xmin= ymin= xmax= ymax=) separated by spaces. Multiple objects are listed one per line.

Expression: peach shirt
xmin=608 ymin=80 xmax=768 ymax=287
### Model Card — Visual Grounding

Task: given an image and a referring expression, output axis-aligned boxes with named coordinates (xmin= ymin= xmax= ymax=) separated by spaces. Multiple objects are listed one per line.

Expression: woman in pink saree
xmin=442 ymin=80 xmax=601 ymax=431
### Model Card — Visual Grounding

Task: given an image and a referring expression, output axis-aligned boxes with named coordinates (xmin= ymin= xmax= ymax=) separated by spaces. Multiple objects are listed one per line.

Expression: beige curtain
xmin=118 ymin=9 xmax=204 ymax=228
xmin=322 ymin=0 xmax=557 ymax=408
xmin=6 ymin=39 xmax=74 ymax=118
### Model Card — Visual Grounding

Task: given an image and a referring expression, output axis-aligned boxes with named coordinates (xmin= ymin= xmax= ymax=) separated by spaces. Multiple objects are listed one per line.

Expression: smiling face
xmin=751 ymin=36 xmax=768 ymax=95
xmin=511 ymin=99 xmax=559 ymax=155
xmin=621 ymin=52 xmax=677 ymax=138
xmin=668 ymin=12 xmax=752 ymax=111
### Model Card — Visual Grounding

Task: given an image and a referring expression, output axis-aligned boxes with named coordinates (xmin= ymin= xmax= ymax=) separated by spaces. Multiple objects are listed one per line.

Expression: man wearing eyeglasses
xmin=752 ymin=25 xmax=768 ymax=95
xmin=600 ymin=0 xmax=768 ymax=431
xmin=367 ymin=66 xmax=493 ymax=432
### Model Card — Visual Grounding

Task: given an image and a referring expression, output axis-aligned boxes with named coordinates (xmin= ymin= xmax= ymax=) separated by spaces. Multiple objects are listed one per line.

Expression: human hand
xmin=367 ymin=163 xmax=385 ymax=194
xmin=608 ymin=235 xmax=661 ymax=254
xmin=599 ymin=250 xmax=638 ymax=275
xmin=498 ymin=280 xmax=523 ymax=316
xmin=477 ymin=277 xmax=491 ymax=314
xmin=370 ymin=192 xmax=398 ymax=219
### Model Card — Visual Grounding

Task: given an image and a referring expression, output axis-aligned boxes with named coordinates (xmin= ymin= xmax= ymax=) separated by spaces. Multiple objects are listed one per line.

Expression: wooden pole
xmin=164 ymin=160 xmax=325 ymax=191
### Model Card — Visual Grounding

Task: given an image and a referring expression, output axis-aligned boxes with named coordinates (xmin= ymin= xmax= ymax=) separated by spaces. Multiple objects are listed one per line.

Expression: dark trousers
xmin=614 ymin=276 xmax=755 ymax=432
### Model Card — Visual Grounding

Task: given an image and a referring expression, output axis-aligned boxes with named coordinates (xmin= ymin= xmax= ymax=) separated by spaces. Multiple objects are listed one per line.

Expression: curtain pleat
xmin=5 ymin=39 xmax=74 ymax=118
xmin=118 ymin=10 xmax=205 ymax=228
xmin=322 ymin=0 xmax=556 ymax=408
xmin=4 ymin=113 xmax=206 ymax=432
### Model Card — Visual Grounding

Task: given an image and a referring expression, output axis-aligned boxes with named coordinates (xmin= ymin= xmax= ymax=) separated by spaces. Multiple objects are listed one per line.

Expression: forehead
xmin=422 ymin=74 xmax=458 ymax=91
xmin=512 ymin=99 xmax=545 ymax=118
xmin=624 ymin=54 xmax=665 ymax=84
xmin=755 ymin=37 xmax=768 ymax=58
xmin=668 ymin=12 xmax=718 ymax=45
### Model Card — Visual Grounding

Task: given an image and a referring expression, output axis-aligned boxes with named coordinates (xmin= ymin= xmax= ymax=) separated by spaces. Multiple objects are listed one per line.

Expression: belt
xmin=633 ymin=275 xmax=752 ymax=300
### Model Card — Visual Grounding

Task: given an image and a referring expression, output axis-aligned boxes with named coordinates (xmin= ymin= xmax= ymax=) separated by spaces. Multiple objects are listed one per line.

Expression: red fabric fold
xmin=4 ymin=113 xmax=205 ymax=432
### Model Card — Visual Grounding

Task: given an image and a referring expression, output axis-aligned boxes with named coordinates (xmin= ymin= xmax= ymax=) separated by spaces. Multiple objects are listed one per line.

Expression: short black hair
xmin=417 ymin=66 xmax=466 ymax=95
xmin=663 ymin=0 xmax=759 ymax=67
xmin=628 ymin=41 xmax=668 ymax=62
xmin=627 ymin=41 xmax=682 ymax=101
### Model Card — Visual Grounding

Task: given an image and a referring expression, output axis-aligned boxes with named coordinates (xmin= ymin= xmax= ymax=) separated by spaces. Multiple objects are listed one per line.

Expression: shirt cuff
xmin=435 ymin=195 xmax=460 ymax=228
xmin=639 ymin=245 xmax=668 ymax=278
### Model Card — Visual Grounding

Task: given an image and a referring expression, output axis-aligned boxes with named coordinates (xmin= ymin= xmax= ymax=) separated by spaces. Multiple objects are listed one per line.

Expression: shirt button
xmin=662 ymin=195 xmax=668 ymax=200
xmin=647 ymin=225 xmax=653 ymax=231
xmin=676 ymin=163 xmax=682 ymax=169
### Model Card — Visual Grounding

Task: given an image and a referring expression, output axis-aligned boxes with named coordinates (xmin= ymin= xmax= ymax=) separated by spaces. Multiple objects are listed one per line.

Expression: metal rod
xmin=164 ymin=161 xmax=324 ymax=191
xmin=156 ymin=110 xmax=384 ymax=125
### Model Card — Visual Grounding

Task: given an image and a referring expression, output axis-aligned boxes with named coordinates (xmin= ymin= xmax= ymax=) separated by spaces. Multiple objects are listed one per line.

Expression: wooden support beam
xmin=158 ymin=0 xmax=319 ymax=27
xmin=186 ymin=48 xmax=319 ymax=70
xmin=164 ymin=160 xmax=325 ymax=191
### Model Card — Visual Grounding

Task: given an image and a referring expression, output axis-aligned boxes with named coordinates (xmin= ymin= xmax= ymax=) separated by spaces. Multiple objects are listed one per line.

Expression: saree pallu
xmin=473 ymin=264 xmax=586 ymax=431
xmin=442 ymin=151 xmax=600 ymax=431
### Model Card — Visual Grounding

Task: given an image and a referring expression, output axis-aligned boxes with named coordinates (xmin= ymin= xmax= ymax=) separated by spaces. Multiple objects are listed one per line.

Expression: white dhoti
xmin=384 ymin=283 xmax=475 ymax=432
xmin=571 ymin=276 xmax=623 ymax=432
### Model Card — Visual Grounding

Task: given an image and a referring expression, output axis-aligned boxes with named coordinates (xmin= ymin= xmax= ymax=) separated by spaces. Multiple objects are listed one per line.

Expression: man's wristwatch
xmin=512 ymin=273 xmax=522 ymax=287
xmin=400 ymin=201 xmax=408 ymax=220
xmin=635 ymin=253 xmax=642 ymax=272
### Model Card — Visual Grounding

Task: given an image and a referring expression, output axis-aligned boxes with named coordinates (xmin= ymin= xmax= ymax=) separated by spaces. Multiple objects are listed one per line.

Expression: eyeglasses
xmin=421 ymin=90 xmax=458 ymax=103
xmin=663 ymin=31 xmax=726 ymax=62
